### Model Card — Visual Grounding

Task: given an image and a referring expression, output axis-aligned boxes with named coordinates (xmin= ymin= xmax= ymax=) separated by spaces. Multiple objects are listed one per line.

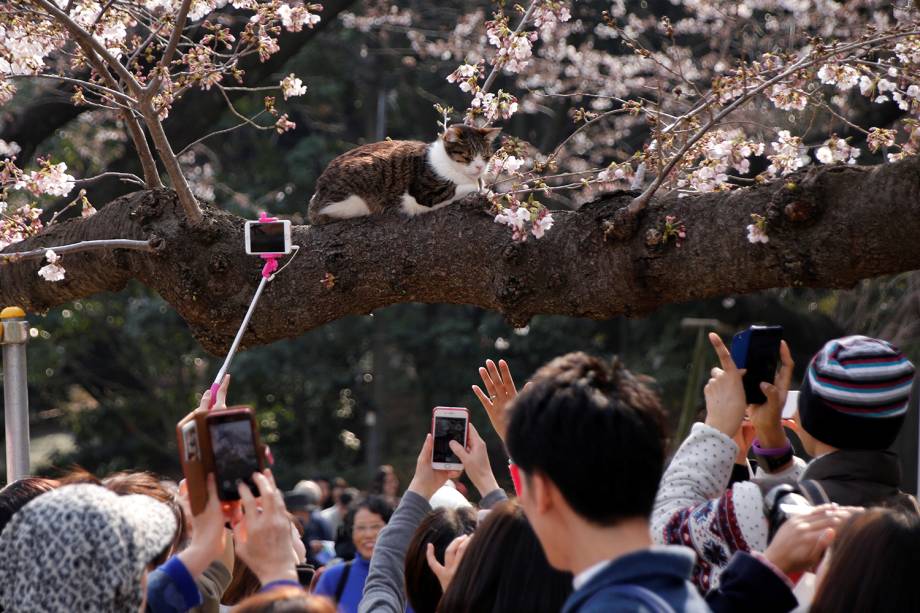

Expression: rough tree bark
xmin=2 ymin=154 xmax=919 ymax=354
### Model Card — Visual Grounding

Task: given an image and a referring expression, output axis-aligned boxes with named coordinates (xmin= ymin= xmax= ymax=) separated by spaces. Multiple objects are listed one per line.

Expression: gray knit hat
xmin=0 ymin=483 xmax=177 ymax=612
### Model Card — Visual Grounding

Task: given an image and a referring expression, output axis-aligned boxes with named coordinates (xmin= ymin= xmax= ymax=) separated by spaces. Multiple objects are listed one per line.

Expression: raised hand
xmin=764 ymin=504 xmax=861 ymax=574
xmin=232 ymin=470 xmax=298 ymax=585
xmin=751 ymin=340 xmax=794 ymax=449
xmin=425 ymin=534 xmax=471 ymax=592
xmin=407 ymin=434 xmax=453 ymax=500
xmin=704 ymin=333 xmax=748 ymax=437
xmin=449 ymin=423 xmax=500 ymax=497
xmin=197 ymin=374 xmax=231 ymax=412
xmin=177 ymin=474 xmax=231 ymax=577
xmin=472 ymin=359 xmax=530 ymax=443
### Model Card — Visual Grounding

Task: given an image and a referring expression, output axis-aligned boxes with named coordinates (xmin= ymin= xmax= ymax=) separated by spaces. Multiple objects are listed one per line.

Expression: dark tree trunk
xmin=2 ymin=154 xmax=920 ymax=354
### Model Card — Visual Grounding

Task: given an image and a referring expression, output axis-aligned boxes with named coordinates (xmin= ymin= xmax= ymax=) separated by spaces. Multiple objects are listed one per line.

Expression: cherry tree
xmin=3 ymin=0 xmax=920 ymax=352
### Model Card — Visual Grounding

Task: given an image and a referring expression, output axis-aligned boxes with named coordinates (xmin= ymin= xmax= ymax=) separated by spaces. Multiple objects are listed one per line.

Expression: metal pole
xmin=2 ymin=307 xmax=31 ymax=484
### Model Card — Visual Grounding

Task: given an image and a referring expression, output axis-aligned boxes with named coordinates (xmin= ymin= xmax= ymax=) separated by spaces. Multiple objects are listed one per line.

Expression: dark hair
xmin=0 ymin=477 xmax=58 ymax=534
xmin=405 ymin=507 xmax=478 ymax=613
xmin=345 ymin=496 xmax=394 ymax=530
xmin=506 ymin=352 xmax=666 ymax=525
xmin=369 ymin=465 xmax=397 ymax=496
xmin=230 ymin=586 xmax=335 ymax=613
xmin=811 ymin=508 xmax=920 ymax=613
xmin=436 ymin=501 xmax=571 ymax=613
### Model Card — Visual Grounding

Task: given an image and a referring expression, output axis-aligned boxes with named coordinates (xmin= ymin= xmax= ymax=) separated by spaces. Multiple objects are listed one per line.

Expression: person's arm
xmin=706 ymin=504 xmax=857 ymax=613
xmin=359 ymin=434 xmax=451 ymax=613
xmin=147 ymin=557 xmax=204 ymax=613
xmin=149 ymin=475 xmax=228 ymax=612
xmin=358 ymin=491 xmax=432 ymax=613
xmin=705 ymin=551 xmax=798 ymax=613
xmin=189 ymin=558 xmax=231 ymax=613
xmin=651 ymin=334 xmax=770 ymax=590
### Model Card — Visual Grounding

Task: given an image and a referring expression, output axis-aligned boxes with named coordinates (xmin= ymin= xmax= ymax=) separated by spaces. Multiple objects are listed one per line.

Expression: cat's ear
xmin=443 ymin=125 xmax=464 ymax=143
xmin=481 ymin=127 xmax=502 ymax=143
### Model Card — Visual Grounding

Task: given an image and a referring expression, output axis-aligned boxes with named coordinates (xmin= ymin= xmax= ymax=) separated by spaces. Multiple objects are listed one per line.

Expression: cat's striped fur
xmin=308 ymin=124 xmax=500 ymax=224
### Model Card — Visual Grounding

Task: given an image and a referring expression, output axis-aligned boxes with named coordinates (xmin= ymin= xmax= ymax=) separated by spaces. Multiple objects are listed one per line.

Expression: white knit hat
xmin=0 ymin=483 xmax=177 ymax=612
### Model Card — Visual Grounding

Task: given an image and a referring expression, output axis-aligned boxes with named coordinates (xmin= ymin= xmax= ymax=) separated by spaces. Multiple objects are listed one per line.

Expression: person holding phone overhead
xmin=652 ymin=332 xmax=918 ymax=591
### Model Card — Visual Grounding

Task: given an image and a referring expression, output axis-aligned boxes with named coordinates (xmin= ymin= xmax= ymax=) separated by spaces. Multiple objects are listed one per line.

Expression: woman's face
xmin=352 ymin=508 xmax=386 ymax=560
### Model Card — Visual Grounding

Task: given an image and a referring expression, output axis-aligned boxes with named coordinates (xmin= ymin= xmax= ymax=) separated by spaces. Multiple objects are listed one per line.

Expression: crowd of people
xmin=1 ymin=332 xmax=919 ymax=612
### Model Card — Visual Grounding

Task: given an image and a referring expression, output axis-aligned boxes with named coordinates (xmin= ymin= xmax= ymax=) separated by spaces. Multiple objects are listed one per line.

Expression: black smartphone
xmin=207 ymin=409 xmax=263 ymax=500
xmin=729 ymin=325 xmax=784 ymax=405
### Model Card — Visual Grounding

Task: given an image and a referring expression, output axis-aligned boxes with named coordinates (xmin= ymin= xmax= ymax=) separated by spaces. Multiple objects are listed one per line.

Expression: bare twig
xmin=10 ymin=73 xmax=137 ymax=105
xmin=73 ymin=171 xmax=147 ymax=186
xmin=0 ymin=239 xmax=156 ymax=263
xmin=176 ymin=111 xmax=269 ymax=157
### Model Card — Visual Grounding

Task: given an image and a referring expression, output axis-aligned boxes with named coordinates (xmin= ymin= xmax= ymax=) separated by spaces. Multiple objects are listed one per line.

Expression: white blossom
xmin=38 ymin=250 xmax=65 ymax=282
xmin=747 ymin=224 xmax=769 ymax=244
xmin=280 ymin=74 xmax=307 ymax=99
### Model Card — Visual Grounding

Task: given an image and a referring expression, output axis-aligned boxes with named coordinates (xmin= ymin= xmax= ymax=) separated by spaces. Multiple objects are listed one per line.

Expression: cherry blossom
xmin=281 ymin=74 xmax=307 ymax=99
xmin=816 ymin=135 xmax=860 ymax=165
xmin=37 ymin=249 xmax=66 ymax=282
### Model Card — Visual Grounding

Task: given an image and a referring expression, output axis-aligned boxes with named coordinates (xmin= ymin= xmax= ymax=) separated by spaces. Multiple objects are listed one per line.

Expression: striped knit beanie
xmin=799 ymin=335 xmax=915 ymax=450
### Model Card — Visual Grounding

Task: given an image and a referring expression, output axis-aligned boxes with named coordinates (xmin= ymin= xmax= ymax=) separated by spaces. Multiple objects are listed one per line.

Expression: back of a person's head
xmin=811 ymin=508 xmax=920 ymax=613
xmin=436 ymin=501 xmax=571 ymax=613
xmin=506 ymin=352 xmax=666 ymax=524
xmin=0 ymin=483 xmax=176 ymax=612
xmin=230 ymin=587 xmax=334 ymax=613
xmin=798 ymin=335 xmax=915 ymax=450
xmin=405 ymin=506 xmax=478 ymax=613
xmin=0 ymin=478 xmax=57 ymax=535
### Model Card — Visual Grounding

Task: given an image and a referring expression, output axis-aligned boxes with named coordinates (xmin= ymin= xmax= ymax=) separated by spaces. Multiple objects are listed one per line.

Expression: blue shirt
xmin=562 ymin=546 xmax=710 ymax=613
xmin=315 ymin=557 xmax=370 ymax=613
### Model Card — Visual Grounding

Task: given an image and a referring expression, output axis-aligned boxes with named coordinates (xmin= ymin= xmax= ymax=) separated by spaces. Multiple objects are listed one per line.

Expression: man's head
xmin=794 ymin=335 xmax=915 ymax=455
xmin=505 ymin=352 xmax=666 ymax=569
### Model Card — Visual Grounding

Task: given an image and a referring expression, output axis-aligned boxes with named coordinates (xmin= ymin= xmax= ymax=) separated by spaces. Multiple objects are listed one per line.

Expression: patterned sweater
xmin=651 ymin=423 xmax=805 ymax=592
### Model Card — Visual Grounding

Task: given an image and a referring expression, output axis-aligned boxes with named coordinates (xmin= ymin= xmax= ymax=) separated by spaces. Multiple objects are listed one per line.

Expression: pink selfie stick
xmin=208 ymin=212 xmax=285 ymax=409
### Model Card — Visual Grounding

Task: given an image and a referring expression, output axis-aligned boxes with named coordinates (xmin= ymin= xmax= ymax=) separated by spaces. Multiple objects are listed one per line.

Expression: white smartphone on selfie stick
xmin=431 ymin=407 xmax=469 ymax=471
xmin=245 ymin=220 xmax=292 ymax=255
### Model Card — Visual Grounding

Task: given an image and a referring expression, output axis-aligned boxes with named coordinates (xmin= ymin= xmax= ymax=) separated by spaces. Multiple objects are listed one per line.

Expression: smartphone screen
xmin=209 ymin=417 xmax=260 ymax=500
xmin=248 ymin=221 xmax=288 ymax=254
xmin=732 ymin=326 xmax=783 ymax=405
xmin=432 ymin=416 xmax=467 ymax=464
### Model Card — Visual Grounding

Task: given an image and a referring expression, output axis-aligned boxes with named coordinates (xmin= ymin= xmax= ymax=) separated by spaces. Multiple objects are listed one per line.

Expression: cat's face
xmin=442 ymin=125 xmax=502 ymax=179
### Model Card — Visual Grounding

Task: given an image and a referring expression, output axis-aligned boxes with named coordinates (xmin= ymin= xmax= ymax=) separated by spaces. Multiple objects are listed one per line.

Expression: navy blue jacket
xmin=562 ymin=546 xmax=710 ymax=613
xmin=706 ymin=551 xmax=797 ymax=613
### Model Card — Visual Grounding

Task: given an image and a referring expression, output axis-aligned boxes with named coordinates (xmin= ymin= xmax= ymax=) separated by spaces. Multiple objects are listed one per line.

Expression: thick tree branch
xmin=3 ymin=155 xmax=920 ymax=354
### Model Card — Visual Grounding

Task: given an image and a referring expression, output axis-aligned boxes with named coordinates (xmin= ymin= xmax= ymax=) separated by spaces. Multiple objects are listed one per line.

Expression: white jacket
xmin=651 ymin=422 xmax=805 ymax=591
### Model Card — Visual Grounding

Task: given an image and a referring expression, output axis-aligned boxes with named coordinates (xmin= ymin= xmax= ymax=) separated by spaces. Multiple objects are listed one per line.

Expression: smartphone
xmin=207 ymin=408 xmax=264 ymax=500
xmin=431 ymin=407 xmax=469 ymax=471
xmin=245 ymin=220 xmax=292 ymax=255
xmin=730 ymin=325 xmax=784 ymax=405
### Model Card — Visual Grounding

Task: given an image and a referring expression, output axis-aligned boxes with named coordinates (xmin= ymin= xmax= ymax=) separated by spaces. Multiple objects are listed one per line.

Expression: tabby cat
xmin=308 ymin=124 xmax=501 ymax=224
